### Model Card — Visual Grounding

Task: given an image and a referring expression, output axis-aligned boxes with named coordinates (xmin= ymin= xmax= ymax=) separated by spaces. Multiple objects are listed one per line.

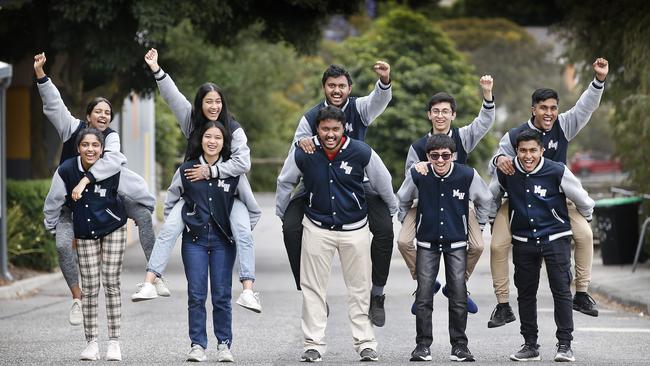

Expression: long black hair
xmin=185 ymin=83 xmax=233 ymax=161
xmin=187 ymin=120 xmax=231 ymax=162
xmin=86 ymin=97 xmax=114 ymax=122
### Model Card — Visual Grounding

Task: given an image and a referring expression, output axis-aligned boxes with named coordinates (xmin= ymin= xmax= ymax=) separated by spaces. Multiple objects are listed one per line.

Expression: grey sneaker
xmin=510 ymin=343 xmax=541 ymax=361
xmin=300 ymin=349 xmax=322 ymax=362
xmin=410 ymin=344 xmax=432 ymax=361
xmin=360 ymin=348 xmax=379 ymax=361
xmin=217 ymin=343 xmax=234 ymax=362
xmin=369 ymin=294 xmax=386 ymax=327
xmin=187 ymin=344 xmax=207 ymax=362
xmin=573 ymin=292 xmax=598 ymax=317
xmin=554 ymin=344 xmax=575 ymax=362
xmin=450 ymin=344 xmax=475 ymax=362
xmin=488 ymin=303 xmax=516 ymax=328
xmin=69 ymin=298 xmax=83 ymax=326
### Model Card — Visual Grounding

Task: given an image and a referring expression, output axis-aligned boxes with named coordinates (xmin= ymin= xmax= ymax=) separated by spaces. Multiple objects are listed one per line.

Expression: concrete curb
xmin=590 ymin=282 xmax=650 ymax=315
xmin=0 ymin=271 xmax=62 ymax=300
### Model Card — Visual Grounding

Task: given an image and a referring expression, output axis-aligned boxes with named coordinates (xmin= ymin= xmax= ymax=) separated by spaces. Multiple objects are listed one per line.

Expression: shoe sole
xmin=509 ymin=355 xmax=541 ymax=361
xmin=409 ymin=355 xmax=432 ymax=361
xmin=487 ymin=315 xmax=516 ymax=328
xmin=80 ymin=353 xmax=100 ymax=361
xmin=572 ymin=304 xmax=598 ymax=317
xmin=450 ymin=355 xmax=475 ymax=362
xmin=554 ymin=356 xmax=575 ymax=362
xmin=106 ymin=356 xmax=122 ymax=361
xmin=300 ymin=358 xmax=322 ymax=362
xmin=236 ymin=300 xmax=262 ymax=313
xmin=187 ymin=356 xmax=207 ymax=362
xmin=360 ymin=355 xmax=379 ymax=361
xmin=131 ymin=295 xmax=158 ymax=302
xmin=69 ymin=319 xmax=83 ymax=326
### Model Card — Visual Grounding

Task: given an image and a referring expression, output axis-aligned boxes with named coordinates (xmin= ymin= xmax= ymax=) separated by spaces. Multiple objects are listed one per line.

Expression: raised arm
xmin=458 ymin=75 xmax=495 ymax=153
xmin=355 ymin=61 xmax=392 ymax=126
xmin=145 ymin=48 xmax=193 ymax=138
xmin=558 ymin=58 xmax=608 ymax=141
xmin=34 ymin=53 xmax=81 ymax=142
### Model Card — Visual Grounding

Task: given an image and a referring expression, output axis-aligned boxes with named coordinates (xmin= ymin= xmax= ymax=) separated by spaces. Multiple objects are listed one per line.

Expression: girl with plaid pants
xmin=44 ymin=128 xmax=128 ymax=361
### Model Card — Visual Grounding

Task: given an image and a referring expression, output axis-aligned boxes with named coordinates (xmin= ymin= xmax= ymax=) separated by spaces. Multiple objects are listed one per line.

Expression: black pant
xmin=513 ymin=237 xmax=574 ymax=345
xmin=415 ymin=247 xmax=467 ymax=347
xmin=281 ymin=194 xmax=394 ymax=291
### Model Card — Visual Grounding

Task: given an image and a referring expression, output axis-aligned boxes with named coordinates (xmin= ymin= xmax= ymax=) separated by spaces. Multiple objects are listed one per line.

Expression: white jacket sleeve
xmin=37 ymin=78 xmax=81 ymax=143
xmin=458 ymin=100 xmax=496 ymax=153
xmin=355 ymin=80 xmax=392 ymax=126
xmin=561 ymin=166 xmax=595 ymax=220
xmin=395 ymin=168 xmax=417 ymax=223
xmin=156 ymin=70 xmax=193 ymax=138
xmin=163 ymin=169 xmax=184 ymax=219
xmin=365 ymin=149 xmax=397 ymax=215
xmin=558 ymin=78 xmax=605 ymax=141
xmin=275 ymin=148 xmax=302 ymax=219
xmin=43 ymin=170 xmax=67 ymax=232
xmin=210 ymin=127 xmax=251 ymax=178
xmin=468 ymin=169 xmax=493 ymax=227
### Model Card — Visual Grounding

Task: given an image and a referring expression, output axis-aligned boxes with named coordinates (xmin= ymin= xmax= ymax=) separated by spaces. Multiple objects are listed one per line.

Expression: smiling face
xmin=323 ymin=75 xmax=352 ymax=108
xmin=427 ymin=147 xmax=453 ymax=176
xmin=317 ymin=118 xmax=344 ymax=151
xmin=77 ymin=134 xmax=103 ymax=169
xmin=428 ymin=101 xmax=457 ymax=134
xmin=531 ymin=98 xmax=559 ymax=131
xmin=202 ymin=126 xmax=224 ymax=160
xmin=202 ymin=91 xmax=222 ymax=121
xmin=86 ymin=101 xmax=112 ymax=131
xmin=516 ymin=139 xmax=544 ymax=172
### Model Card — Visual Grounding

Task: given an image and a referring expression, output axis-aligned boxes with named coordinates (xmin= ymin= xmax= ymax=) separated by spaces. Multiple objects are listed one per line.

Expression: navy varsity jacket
xmin=397 ymin=163 xmax=492 ymax=252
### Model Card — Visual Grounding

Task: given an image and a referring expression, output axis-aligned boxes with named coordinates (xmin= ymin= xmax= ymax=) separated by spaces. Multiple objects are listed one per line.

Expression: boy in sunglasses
xmin=396 ymin=134 xmax=492 ymax=362
xmin=398 ymin=75 xmax=495 ymax=315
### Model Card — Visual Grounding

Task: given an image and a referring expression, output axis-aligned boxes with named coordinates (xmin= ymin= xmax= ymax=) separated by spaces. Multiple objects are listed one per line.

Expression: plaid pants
xmin=76 ymin=225 xmax=127 ymax=341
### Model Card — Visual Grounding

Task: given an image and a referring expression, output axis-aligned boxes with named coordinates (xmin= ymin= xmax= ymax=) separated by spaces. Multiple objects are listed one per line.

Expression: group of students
xmin=36 ymin=46 xmax=608 ymax=362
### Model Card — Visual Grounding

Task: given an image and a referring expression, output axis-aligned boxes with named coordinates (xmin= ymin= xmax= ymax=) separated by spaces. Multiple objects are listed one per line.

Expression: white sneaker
xmin=236 ymin=290 xmax=262 ymax=313
xmin=80 ymin=340 xmax=100 ymax=361
xmin=217 ymin=343 xmax=234 ymax=362
xmin=106 ymin=340 xmax=122 ymax=361
xmin=153 ymin=277 xmax=171 ymax=297
xmin=187 ymin=344 xmax=207 ymax=362
xmin=131 ymin=282 xmax=158 ymax=302
xmin=69 ymin=298 xmax=83 ymax=326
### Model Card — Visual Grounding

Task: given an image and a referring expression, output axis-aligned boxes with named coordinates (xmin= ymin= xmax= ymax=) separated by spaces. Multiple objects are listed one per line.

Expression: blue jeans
xmin=182 ymin=228 xmax=236 ymax=349
xmin=147 ymin=197 xmax=255 ymax=282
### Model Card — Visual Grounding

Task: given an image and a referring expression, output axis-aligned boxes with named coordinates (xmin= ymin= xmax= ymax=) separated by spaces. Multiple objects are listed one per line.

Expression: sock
xmin=371 ymin=285 xmax=384 ymax=296
xmin=498 ymin=302 xmax=510 ymax=307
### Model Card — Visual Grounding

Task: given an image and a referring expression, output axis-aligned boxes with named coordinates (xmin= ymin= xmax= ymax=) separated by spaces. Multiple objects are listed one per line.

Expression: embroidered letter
xmin=217 ymin=179 xmax=231 ymax=192
xmin=94 ymin=185 xmax=107 ymax=197
xmin=345 ymin=122 xmax=354 ymax=133
xmin=452 ymin=189 xmax=466 ymax=200
xmin=547 ymin=139 xmax=558 ymax=150
xmin=533 ymin=185 xmax=547 ymax=197
xmin=340 ymin=161 xmax=353 ymax=175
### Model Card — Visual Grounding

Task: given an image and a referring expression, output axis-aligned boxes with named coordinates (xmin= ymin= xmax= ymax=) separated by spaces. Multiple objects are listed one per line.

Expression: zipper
xmin=551 ymin=208 xmax=566 ymax=223
xmin=351 ymin=192 xmax=362 ymax=209
xmin=105 ymin=208 xmax=121 ymax=222
xmin=462 ymin=214 xmax=467 ymax=235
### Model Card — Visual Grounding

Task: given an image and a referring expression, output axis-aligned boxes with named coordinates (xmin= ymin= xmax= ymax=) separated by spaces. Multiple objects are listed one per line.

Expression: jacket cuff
xmin=210 ymin=165 xmax=220 ymax=179
xmin=36 ymin=75 xmax=50 ymax=84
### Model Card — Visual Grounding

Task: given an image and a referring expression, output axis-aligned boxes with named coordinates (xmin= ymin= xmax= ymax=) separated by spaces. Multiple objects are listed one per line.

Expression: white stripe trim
xmin=512 ymin=234 xmax=528 ymax=242
xmin=549 ymin=230 xmax=573 ymax=241
xmin=417 ymin=241 xmax=431 ymax=248
xmin=342 ymin=217 xmax=367 ymax=230
xmin=450 ymin=241 xmax=468 ymax=249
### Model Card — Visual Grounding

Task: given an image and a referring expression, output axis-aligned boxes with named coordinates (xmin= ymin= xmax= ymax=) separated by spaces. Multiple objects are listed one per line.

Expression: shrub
xmin=6 ymin=179 xmax=58 ymax=271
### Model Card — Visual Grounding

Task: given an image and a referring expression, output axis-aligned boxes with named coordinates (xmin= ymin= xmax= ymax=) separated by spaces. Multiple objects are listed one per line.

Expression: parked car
xmin=569 ymin=152 xmax=622 ymax=176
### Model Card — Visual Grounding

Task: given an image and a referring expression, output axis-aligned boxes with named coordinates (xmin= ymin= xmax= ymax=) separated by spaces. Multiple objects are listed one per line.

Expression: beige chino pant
xmin=300 ymin=218 xmax=377 ymax=355
xmin=490 ymin=200 xmax=594 ymax=303
xmin=397 ymin=204 xmax=484 ymax=281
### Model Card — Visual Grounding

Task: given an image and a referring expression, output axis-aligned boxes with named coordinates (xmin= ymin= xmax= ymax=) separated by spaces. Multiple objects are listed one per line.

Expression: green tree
xmin=325 ymin=8 xmax=494 ymax=186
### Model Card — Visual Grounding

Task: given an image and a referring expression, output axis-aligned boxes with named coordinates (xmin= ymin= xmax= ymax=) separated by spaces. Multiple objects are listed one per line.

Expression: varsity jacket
xmin=292 ymin=79 xmax=391 ymax=144
xmin=396 ymin=163 xmax=492 ymax=252
xmin=404 ymin=99 xmax=495 ymax=175
xmin=164 ymin=158 xmax=261 ymax=230
xmin=44 ymin=157 xmax=126 ymax=239
xmin=489 ymin=78 xmax=605 ymax=174
xmin=489 ymin=157 xmax=595 ymax=244
xmin=37 ymin=76 xmax=155 ymax=211
xmin=276 ymin=136 xmax=397 ymax=230
xmin=155 ymin=69 xmax=250 ymax=179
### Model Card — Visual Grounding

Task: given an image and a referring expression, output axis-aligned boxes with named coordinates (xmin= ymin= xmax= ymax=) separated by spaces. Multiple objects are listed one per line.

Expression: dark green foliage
xmin=6 ymin=180 xmax=58 ymax=271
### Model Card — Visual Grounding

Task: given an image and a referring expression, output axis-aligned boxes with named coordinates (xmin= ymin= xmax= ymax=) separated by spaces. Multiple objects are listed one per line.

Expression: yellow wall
xmin=6 ymin=87 xmax=30 ymax=159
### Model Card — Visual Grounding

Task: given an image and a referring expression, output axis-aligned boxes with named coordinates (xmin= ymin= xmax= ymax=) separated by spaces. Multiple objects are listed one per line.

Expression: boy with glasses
xmin=397 ymin=134 xmax=492 ymax=362
xmin=397 ymin=75 xmax=495 ymax=315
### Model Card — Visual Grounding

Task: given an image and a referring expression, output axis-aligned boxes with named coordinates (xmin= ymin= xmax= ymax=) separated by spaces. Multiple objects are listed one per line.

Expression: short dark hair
xmin=75 ymin=128 xmax=105 ymax=148
xmin=86 ymin=97 xmax=114 ymax=122
xmin=515 ymin=129 xmax=543 ymax=148
xmin=322 ymin=64 xmax=353 ymax=86
xmin=426 ymin=134 xmax=456 ymax=154
xmin=427 ymin=92 xmax=456 ymax=112
xmin=315 ymin=105 xmax=345 ymax=127
xmin=531 ymin=88 xmax=559 ymax=106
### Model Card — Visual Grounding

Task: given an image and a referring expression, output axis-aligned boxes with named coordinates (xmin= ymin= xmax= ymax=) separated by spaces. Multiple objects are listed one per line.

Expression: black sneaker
xmin=301 ymin=349 xmax=322 ymax=362
xmin=450 ymin=344 xmax=475 ymax=362
xmin=509 ymin=343 xmax=541 ymax=361
xmin=369 ymin=294 xmax=386 ymax=327
xmin=410 ymin=344 xmax=432 ymax=361
xmin=360 ymin=348 xmax=379 ymax=362
xmin=487 ymin=303 xmax=516 ymax=328
xmin=554 ymin=343 xmax=575 ymax=362
xmin=573 ymin=292 xmax=598 ymax=317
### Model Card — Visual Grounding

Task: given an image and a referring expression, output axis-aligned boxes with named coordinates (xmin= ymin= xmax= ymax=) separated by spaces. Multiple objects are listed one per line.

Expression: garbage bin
xmin=594 ymin=196 xmax=642 ymax=265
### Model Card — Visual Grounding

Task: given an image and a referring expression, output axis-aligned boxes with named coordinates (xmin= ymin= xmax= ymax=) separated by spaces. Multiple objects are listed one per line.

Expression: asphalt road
xmin=1 ymin=193 xmax=649 ymax=365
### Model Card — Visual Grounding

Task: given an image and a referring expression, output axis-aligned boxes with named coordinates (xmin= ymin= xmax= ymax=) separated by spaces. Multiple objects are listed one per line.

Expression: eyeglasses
xmin=428 ymin=152 xmax=453 ymax=161
xmin=430 ymin=109 xmax=452 ymax=117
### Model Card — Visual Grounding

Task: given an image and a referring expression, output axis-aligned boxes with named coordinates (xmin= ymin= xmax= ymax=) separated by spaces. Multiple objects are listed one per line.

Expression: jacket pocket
xmin=105 ymin=208 xmax=122 ymax=222
xmin=551 ymin=208 xmax=566 ymax=224
xmin=351 ymin=192 xmax=362 ymax=210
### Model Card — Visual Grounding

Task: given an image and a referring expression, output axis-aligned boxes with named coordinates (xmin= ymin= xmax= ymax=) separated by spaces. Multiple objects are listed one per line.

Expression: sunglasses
xmin=428 ymin=152 xmax=453 ymax=161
